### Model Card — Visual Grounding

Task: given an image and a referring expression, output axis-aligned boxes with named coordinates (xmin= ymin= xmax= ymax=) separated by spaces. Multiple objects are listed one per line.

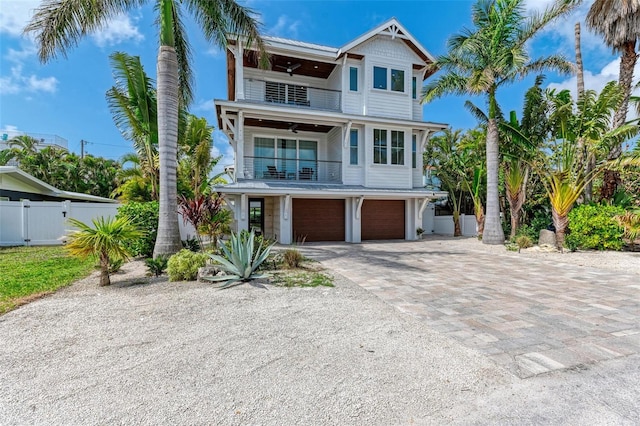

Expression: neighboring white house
xmin=215 ymin=18 xmax=448 ymax=244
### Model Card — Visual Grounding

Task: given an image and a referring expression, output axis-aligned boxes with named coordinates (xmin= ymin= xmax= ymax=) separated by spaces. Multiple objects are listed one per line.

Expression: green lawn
xmin=0 ymin=246 xmax=96 ymax=314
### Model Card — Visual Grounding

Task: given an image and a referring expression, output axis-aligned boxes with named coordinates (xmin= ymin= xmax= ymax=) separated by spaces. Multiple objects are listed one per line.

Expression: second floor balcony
xmin=244 ymin=156 xmax=342 ymax=184
xmin=244 ymin=79 xmax=341 ymax=112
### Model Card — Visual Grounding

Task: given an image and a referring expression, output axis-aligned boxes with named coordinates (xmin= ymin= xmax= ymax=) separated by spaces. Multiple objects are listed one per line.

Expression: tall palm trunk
xmin=153 ymin=45 xmax=183 ymax=257
xmin=552 ymin=208 xmax=568 ymax=252
xmin=483 ymin=116 xmax=505 ymax=244
xmin=575 ymin=23 xmax=585 ymax=97
xmin=602 ymin=41 xmax=638 ymax=200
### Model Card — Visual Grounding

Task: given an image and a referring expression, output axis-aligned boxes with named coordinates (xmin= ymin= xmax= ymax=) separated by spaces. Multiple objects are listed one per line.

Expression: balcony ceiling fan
xmin=276 ymin=62 xmax=301 ymax=76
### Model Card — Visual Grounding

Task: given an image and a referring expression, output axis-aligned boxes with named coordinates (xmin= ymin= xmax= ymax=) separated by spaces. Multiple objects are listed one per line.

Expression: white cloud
xmin=91 ymin=13 xmax=144 ymax=47
xmin=0 ymin=64 xmax=58 ymax=95
xmin=267 ymin=15 xmax=301 ymax=38
xmin=194 ymin=99 xmax=215 ymax=112
xmin=524 ymin=0 xmax=606 ymax=54
xmin=0 ymin=0 xmax=40 ymax=37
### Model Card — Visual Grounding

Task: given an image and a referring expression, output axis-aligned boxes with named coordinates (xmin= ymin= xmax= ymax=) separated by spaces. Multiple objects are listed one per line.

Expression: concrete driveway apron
xmin=301 ymin=238 xmax=640 ymax=378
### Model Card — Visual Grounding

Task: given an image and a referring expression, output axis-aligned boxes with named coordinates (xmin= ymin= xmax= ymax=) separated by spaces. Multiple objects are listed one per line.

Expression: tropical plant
xmin=515 ymin=235 xmax=533 ymax=252
xmin=566 ymin=204 xmax=625 ymax=251
xmin=177 ymin=194 xmax=226 ymax=249
xmin=616 ymin=210 xmax=640 ymax=248
xmin=541 ymin=84 xmax=639 ymax=250
xmin=167 ymin=249 xmax=209 ymax=281
xmin=586 ymin=0 xmax=640 ymax=199
xmin=116 ymin=201 xmax=159 ymax=257
xmin=64 ymin=216 xmax=141 ymax=286
xmin=145 ymin=256 xmax=169 ymax=277
xmin=204 ymin=229 xmax=275 ymax=288
xmin=107 ymin=52 xmax=160 ymax=201
xmin=25 ymin=0 xmax=268 ymax=259
xmin=422 ymin=0 xmax=577 ymax=245
xmin=178 ymin=115 xmax=222 ymax=198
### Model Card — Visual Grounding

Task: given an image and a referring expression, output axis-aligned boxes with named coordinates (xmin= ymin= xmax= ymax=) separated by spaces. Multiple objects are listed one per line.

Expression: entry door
xmin=248 ymin=198 xmax=264 ymax=235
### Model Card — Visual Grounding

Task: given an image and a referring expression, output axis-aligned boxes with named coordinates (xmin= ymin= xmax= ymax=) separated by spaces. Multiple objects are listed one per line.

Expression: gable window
xmin=373 ymin=129 xmax=387 ymax=164
xmin=391 ymin=131 xmax=405 ymax=165
xmin=350 ymin=129 xmax=359 ymax=165
xmin=412 ymin=134 xmax=417 ymax=168
xmin=373 ymin=67 xmax=387 ymax=90
xmin=349 ymin=67 xmax=358 ymax=91
xmin=412 ymin=77 xmax=417 ymax=99
xmin=391 ymin=69 xmax=404 ymax=92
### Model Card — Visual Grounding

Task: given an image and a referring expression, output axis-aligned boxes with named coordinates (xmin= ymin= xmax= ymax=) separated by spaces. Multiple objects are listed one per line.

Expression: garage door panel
xmin=362 ymin=200 xmax=405 ymax=240
xmin=293 ymin=199 xmax=345 ymax=242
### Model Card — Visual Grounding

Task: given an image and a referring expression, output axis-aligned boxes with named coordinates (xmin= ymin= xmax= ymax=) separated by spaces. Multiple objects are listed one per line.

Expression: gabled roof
xmin=262 ymin=35 xmax=338 ymax=55
xmin=0 ymin=166 xmax=118 ymax=203
xmin=338 ymin=17 xmax=436 ymax=64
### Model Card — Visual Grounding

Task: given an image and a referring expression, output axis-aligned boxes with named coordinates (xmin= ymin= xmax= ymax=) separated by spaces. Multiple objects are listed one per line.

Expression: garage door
xmin=362 ymin=200 xmax=405 ymax=240
xmin=292 ymin=198 xmax=345 ymax=242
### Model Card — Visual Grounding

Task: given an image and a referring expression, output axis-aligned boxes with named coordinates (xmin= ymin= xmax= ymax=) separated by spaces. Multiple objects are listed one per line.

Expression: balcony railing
xmin=244 ymin=156 xmax=342 ymax=183
xmin=244 ymin=79 xmax=341 ymax=112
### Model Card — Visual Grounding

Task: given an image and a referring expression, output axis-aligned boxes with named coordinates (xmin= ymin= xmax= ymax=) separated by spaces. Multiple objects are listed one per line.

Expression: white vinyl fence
xmin=422 ymin=204 xmax=478 ymax=237
xmin=0 ymin=200 xmax=196 ymax=246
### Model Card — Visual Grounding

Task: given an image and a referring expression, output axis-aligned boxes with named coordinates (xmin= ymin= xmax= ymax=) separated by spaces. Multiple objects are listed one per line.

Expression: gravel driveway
xmin=1 ymin=239 xmax=639 ymax=424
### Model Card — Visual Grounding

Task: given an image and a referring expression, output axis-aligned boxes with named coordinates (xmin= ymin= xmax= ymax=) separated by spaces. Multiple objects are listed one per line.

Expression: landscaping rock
xmin=197 ymin=266 xmax=219 ymax=282
xmin=538 ymin=229 xmax=556 ymax=247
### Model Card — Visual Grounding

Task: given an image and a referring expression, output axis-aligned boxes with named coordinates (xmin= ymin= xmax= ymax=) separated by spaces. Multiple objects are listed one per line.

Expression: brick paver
xmin=302 ymin=238 xmax=640 ymax=378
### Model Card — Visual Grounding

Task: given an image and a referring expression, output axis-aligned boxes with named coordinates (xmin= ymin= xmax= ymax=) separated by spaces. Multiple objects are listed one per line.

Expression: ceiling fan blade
xmin=290 ymin=63 xmax=302 ymax=71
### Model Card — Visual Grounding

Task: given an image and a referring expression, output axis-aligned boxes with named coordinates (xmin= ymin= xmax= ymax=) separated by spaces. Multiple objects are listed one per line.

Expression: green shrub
xmin=515 ymin=235 xmax=533 ymax=252
xmin=566 ymin=204 xmax=625 ymax=251
xmin=283 ymin=248 xmax=303 ymax=268
xmin=116 ymin=201 xmax=158 ymax=257
xmin=167 ymin=249 xmax=208 ymax=281
xmin=516 ymin=212 xmax=551 ymax=244
xmin=145 ymin=256 xmax=168 ymax=277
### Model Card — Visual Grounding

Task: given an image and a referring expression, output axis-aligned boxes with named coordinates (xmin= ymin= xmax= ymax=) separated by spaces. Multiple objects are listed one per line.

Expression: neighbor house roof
xmin=0 ymin=166 xmax=118 ymax=203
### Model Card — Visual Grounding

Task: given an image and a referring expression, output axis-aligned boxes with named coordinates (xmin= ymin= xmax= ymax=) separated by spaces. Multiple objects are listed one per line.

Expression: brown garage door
xmin=293 ymin=198 xmax=345 ymax=242
xmin=362 ymin=200 xmax=405 ymax=240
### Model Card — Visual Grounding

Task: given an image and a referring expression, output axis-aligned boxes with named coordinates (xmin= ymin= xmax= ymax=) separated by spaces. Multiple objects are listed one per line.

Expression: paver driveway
xmin=301 ymin=237 xmax=640 ymax=378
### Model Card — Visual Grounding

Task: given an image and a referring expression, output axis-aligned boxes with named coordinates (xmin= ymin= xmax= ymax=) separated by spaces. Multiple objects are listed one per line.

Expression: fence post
xmin=21 ymin=199 xmax=30 ymax=246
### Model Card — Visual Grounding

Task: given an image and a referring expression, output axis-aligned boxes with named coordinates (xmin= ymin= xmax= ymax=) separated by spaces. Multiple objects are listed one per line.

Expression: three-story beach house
xmin=215 ymin=18 xmax=448 ymax=243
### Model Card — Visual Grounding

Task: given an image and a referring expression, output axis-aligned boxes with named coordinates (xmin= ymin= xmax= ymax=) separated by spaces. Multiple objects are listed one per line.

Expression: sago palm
xmin=25 ymin=0 xmax=267 ymax=258
xmin=422 ymin=0 xmax=577 ymax=245
xmin=65 ymin=217 xmax=141 ymax=286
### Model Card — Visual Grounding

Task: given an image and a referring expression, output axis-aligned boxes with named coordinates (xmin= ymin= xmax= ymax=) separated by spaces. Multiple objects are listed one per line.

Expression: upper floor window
xmin=350 ymin=129 xmax=358 ymax=165
xmin=391 ymin=69 xmax=404 ymax=92
xmin=373 ymin=129 xmax=387 ymax=164
xmin=373 ymin=67 xmax=405 ymax=92
xmin=349 ymin=67 xmax=358 ymax=91
xmin=373 ymin=67 xmax=387 ymax=90
xmin=412 ymin=134 xmax=417 ymax=168
xmin=391 ymin=131 xmax=405 ymax=165
xmin=412 ymin=77 xmax=417 ymax=99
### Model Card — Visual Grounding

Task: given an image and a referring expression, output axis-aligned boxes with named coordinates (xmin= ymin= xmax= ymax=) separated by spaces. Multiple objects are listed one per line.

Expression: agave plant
xmin=205 ymin=230 xmax=275 ymax=289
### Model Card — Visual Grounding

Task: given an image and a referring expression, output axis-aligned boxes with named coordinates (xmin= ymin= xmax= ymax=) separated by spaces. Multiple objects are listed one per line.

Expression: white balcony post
xmin=237 ymin=110 xmax=245 ymax=179
xmin=235 ymin=43 xmax=244 ymax=100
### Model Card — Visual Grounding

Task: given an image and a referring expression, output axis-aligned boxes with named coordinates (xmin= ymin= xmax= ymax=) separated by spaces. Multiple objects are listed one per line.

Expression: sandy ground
xmin=0 ymin=239 xmax=638 ymax=424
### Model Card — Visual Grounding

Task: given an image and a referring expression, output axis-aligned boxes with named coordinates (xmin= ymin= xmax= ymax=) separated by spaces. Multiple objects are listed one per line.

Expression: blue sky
xmin=0 ymin=0 xmax=638 ymax=172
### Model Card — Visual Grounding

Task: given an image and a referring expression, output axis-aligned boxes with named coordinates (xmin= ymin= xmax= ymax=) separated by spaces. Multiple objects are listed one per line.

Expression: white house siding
xmin=351 ymin=36 xmax=420 ymax=120
xmin=412 ymin=71 xmax=423 ymax=120
xmin=343 ymin=124 xmax=365 ymax=186
xmin=412 ymin=169 xmax=423 ymax=188
xmin=343 ymin=59 xmax=363 ymax=115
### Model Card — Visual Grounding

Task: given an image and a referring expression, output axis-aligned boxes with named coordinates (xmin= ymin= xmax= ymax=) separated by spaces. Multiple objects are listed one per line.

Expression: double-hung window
xmin=373 ymin=129 xmax=387 ymax=164
xmin=391 ymin=131 xmax=405 ymax=165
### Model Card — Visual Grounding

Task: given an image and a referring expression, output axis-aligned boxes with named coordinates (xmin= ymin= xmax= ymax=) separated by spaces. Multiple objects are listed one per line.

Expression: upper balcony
xmin=243 ymin=78 xmax=341 ymax=112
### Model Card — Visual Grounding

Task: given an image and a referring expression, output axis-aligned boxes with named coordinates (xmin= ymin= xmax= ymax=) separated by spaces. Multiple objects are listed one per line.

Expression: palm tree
xmin=586 ymin=0 xmax=640 ymax=200
xmin=106 ymin=52 xmax=160 ymax=201
xmin=586 ymin=0 xmax=640 ymax=132
xmin=178 ymin=114 xmax=217 ymax=198
xmin=65 ymin=217 xmax=141 ymax=286
xmin=8 ymin=135 xmax=40 ymax=153
xmin=422 ymin=0 xmax=577 ymax=245
xmin=543 ymin=83 xmax=639 ymax=250
xmin=25 ymin=0 xmax=267 ymax=258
